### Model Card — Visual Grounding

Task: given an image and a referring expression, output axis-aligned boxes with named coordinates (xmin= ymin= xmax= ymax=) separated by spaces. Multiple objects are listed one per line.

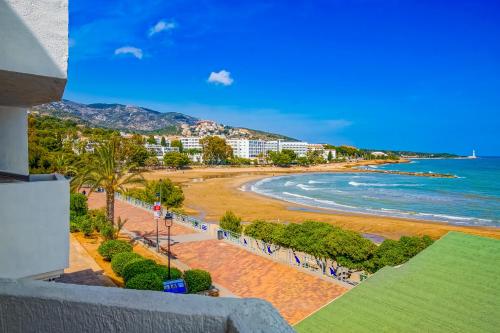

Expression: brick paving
xmin=170 ymin=239 xmax=347 ymax=324
xmin=88 ymin=193 xmax=348 ymax=324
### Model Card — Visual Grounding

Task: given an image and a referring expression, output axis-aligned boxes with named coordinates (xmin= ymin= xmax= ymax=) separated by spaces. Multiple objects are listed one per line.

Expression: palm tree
xmin=71 ymin=140 xmax=144 ymax=223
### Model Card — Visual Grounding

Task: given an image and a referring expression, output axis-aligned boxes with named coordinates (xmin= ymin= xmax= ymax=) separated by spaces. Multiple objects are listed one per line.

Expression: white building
xmin=371 ymin=151 xmax=388 ymax=157
xmin=278 ymin=141 xmax=308 ymax=157
xmin=180 ymin=136 xmax=203 ymax=150
xmin=0 ymin=0 xmax=69 ymax=280
xmin=144 ymin=144 xmax=179 ymax=161
xmin=264 ymin=140 xmax=279 ymax=154
xmin=227 ymin=139 xmax=273 ymax=159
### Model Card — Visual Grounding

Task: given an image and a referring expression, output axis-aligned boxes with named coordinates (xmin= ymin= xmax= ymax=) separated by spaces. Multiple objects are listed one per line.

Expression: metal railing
xmin=115 ymin=192 xmax=210 ymax=233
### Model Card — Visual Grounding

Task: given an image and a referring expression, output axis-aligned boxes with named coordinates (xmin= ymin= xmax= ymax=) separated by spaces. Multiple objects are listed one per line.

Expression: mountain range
xmin=32 ymin=100 xmax=295 ymax=140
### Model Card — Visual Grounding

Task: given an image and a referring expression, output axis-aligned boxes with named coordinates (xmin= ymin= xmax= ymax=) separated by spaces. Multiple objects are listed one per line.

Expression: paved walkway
xmin=88 ymin=193 xmax=348 ymax=324
xmin=55 ymin=234 xmax=115 ymax=287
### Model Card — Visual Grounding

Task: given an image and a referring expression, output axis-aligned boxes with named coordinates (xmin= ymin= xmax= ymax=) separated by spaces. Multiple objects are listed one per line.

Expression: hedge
xmin=152 ymin=265 xmax=182 ymax=281
xmin=98 ymin=240 xmax=133 ymax=261
xmin=243 ymin=220 xmax=433 ymax=273
xmin=70 ymin=193 xmax=88 ymax=216
xmin=184 ymin=269 xmax=212 ymax=293
xmin=121 ymin=259 xmax=158 ymax=282
xmin=111 ymin=252 xmax=142 ymax=277
xmin=125 ymin=272 xmax=163 ymax=291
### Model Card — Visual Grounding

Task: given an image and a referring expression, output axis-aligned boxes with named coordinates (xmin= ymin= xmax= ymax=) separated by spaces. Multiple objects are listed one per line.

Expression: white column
xmin=0 ymin=106 xmax=28 ymax=176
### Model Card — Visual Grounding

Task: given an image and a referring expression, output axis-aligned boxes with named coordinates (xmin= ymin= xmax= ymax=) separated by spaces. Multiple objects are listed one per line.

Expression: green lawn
xmin=295 ymin=232 xmax=500 ymax=333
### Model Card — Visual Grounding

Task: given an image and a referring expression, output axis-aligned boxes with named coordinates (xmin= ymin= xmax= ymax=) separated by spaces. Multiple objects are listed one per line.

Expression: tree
xmin=219 ymin=211 xmax=242 ymax=234
xmin=306 ymin=150 xmax=325 ymax=165
xmin=71 ymin=140 xmax=145 ymax=223
xmin=170 ymin=139 xmax=183 ymax=152
xmin=145 ymin=156 xmax=160 ymax=168
xmin=126 ymin=179 xmax=185 ymax=209
xmin=327 ymin=151 xmax=333 ymax=162
xmin=163 ymin=152 xmax=190 ymax=169
xmin=129 ymin=145 xmax=150 ymax=167
xmin=160 ymin=136 xmax=167 ymax=147
xmin=146 ymin=135 xmax=156 ymax=144
xmin=296 ymin=156 xmax=310 ymax=166
xmin=324 ymin=228 xmax=376 ymax=269
xmin=268 ymin=151 xmax=293 ymax=167
xmin=200 ymin=136 xmax=233 ymax=165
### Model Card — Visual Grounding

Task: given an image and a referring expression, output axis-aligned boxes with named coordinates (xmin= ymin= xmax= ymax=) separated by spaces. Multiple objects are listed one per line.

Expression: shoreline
xmin=143 ymin=160 xmax=500 ymax=240
xmin=247 ymin=176 xmax=496 ymax=227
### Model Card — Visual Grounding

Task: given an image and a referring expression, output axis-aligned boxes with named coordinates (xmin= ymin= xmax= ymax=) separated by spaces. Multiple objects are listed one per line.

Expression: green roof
xmin=295 ymin=232 xmax=500 ymax=333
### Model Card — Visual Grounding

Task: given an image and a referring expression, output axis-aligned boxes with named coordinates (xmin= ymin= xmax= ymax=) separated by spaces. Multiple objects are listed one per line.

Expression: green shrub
xmin=99 ymin=222 xmax=115 ymax=240
xmin=98 ymin=240 xmax=133 ymax=261
xmin=152 ymin=265 xmax=182 ymax=281
xmin=70 ymin=210 xmax=78 ymax=223
xmin=125 ymin=272 xmax=163 ymax=291
xmin=89 ymin=209 xmax=108 ymax=232
xmin=184 ymin=269 xmax=212 ymax=293
xmin=111 ymin=252 xmax=142 ymax=276
xmin=70 ymin=193 xmax=88 ymax=216
xmin=69 ymin=220 xmax=80 ymax=233
xmin=121 ymin=259 xmax=158 ymax=282
xmin=219 ymin=211 xmax=242 ymax=234
xmin=78 ymin=215 xmax=94 ymax=237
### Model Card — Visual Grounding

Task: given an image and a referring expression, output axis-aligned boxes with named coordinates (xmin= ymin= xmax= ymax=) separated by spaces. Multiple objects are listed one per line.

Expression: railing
xmin=115 ymin=192 xmax=210 ymax=233
xmin=216 ymin=228 xmax=365 ymax=286
xmin=114 ymin=192 xmax=367 ymax=286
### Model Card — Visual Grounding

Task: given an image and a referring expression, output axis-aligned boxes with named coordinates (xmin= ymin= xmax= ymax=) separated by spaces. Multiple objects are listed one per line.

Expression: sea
xmin=251 ymin=157 xmax=500 ymax=227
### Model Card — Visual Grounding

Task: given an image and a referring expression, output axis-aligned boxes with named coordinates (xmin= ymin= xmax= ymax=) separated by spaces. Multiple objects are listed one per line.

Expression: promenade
xmin=88 ymin=193 xmax=347 ymax=324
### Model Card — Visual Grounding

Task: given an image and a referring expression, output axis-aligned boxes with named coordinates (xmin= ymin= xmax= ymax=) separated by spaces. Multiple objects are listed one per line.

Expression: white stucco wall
xmin=0 ymin=106 xmax=28 ymax=176
xmin=0 ymin=175 xmax=69 ymax=279
xmin=0 ymin=0 xmax=68 ymax=79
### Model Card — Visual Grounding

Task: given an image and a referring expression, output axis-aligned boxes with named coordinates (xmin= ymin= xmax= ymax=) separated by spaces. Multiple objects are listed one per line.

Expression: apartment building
xmin=278 ymin=141 xmax=308 ymax=157
xmin=180 ymin=136 xmax=203 ymax=150
xmin=144 ymin=143 xmax=179 ymax=160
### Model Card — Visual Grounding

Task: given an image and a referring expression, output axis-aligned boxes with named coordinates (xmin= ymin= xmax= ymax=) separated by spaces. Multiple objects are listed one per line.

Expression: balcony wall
xmin=0 ymin=174 xmax=69 ymax=279
xmin=0 ymin=0 xmax=68 ymax=106
xmin=0 ymin=279 xmax=294 ymax=333
xmin=0 ymin=107 xmax=28 ymax=176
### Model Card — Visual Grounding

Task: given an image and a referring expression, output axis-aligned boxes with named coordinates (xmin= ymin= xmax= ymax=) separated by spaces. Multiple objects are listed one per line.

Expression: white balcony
xmin=0 ymin=174 xmax=69 ymax=279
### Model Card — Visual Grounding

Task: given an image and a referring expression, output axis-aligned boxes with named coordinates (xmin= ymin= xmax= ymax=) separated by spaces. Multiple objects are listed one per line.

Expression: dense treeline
xmin=241 ymin=219 xmax=433 ymax=273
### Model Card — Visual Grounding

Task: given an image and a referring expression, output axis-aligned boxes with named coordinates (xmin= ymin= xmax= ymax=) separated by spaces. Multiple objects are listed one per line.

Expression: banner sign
xmin=163 ymin=279 xmax=187 ymax=294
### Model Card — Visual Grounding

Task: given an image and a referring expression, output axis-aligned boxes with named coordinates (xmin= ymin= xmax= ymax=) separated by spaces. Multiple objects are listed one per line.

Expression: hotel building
xmin=179 ymin=136 xmax=203 ymax=150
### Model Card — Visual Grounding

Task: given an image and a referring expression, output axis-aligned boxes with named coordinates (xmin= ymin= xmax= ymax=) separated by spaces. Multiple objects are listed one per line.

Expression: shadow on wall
xmin=0 ymin=1 xmax=67 ymax=106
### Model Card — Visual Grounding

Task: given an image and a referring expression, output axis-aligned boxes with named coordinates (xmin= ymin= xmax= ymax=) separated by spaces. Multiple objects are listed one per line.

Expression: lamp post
xmin=164 ymin=211 xmax=174 ymax=280
xmin=154 ymin=179 xmax=163 ymax=253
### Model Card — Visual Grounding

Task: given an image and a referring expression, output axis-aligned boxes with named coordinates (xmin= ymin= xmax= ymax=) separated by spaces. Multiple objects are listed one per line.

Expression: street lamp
xmin=164 ymin=211 xmax=174 ymax=280
xmin=154 ymin=179 xmax=163 ymax=253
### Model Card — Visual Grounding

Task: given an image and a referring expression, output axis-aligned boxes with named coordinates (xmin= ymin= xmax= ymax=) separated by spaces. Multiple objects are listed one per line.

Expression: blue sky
xmin=65 ymin=0 xmax=500 ymax=155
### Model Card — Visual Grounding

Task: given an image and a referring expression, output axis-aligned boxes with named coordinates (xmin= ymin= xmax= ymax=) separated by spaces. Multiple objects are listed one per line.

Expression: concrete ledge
xmin=0 ymin=279 xmax=294 ymax=333
xmin=0 ymin=69 xmax=66 ymax=107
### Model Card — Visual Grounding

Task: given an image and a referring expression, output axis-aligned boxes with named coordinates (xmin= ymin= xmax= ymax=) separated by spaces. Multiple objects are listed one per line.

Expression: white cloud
xmin=114 ymin=46 xmax=143 ymax=59
xmin=207 ymin=70 xmax=234 ymax=86
xmin=149 ymin=20 xmax=176 ymax=37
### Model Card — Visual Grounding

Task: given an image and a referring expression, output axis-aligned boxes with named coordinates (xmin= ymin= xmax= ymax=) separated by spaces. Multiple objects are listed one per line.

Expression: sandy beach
xmin=143 ymin=160 xmax=500 ymax=240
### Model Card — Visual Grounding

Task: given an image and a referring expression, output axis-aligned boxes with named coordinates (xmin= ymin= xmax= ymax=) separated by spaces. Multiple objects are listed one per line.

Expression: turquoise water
xmin=251 ymin=157 xmax=500 ymax=227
